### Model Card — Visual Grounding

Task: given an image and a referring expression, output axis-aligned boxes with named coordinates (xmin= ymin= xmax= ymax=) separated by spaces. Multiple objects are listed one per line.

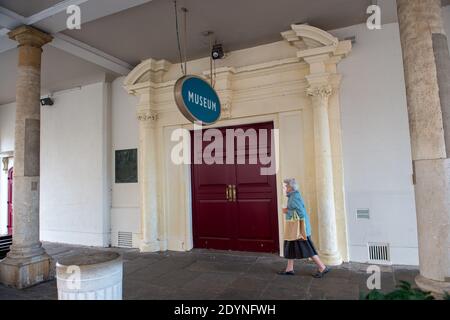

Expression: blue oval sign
xmin=174 ymin=75 xmax=221 ymax=125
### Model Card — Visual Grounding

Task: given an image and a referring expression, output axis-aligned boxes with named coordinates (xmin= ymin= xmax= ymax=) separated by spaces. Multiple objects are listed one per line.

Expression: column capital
xmin=307 ymin=85 xmax=333 ymax=99
xmin=137 ymin=109 xmax=158 ymax=123
xmin=8 ymin=26 xmax=52 ymax=48
xmin=2 ymin=158 xmax=9 ymax=172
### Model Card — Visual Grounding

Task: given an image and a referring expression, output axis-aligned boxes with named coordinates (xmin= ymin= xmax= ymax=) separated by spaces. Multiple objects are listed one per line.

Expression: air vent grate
xmin=357 ymin=209 xmax=370 ymax=219
xmin=118 ymin=231 xmax=133 ymax=248
xmin=368 ymin=243 xmax=391 ymax=264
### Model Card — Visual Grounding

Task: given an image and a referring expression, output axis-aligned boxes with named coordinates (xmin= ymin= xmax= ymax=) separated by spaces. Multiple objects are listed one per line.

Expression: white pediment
xmin=281 ymin=24 xmax=339 ymax=50
xmin=124 ymin=58 xmax=172 ymax=91
xmin=282 ymin=24 xmax=351 ymax=61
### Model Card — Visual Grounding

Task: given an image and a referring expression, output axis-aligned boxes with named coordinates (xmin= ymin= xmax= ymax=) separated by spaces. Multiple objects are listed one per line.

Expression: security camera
xmin=40 ymin=97 xmax=54 ymax=106
xmin=211 ymin=44 xmax=224 ymax=60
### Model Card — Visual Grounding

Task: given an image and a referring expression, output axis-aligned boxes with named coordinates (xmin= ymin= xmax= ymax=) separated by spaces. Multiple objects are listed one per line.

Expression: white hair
xmin=283 ymin=178 xmax=299 ymax=191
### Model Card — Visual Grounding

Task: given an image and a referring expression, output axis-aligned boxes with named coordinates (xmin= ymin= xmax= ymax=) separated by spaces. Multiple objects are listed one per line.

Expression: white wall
xmin=110 ymin=77 xmax=141 ymax=248
xmin=40 ymin=82 xmax=112 ymax=247
xmin=0 ymin=83 xmax=113 ymax=246
xmin=0 ymin=103 xmax=15 ymax=154
xmin=331 ymin=23 xmax=419 ymax=265
xmin=0 ymin=103 xmax=15 ymax=235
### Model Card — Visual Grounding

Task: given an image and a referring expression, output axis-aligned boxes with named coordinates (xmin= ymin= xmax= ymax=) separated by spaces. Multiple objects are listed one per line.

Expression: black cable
xmin=182 ymin=7 xmax=188 ymax=75
xmin=174 ymin=0 xmax=185 ymax=75
xmin=213 ymin=58 xmax=216 ymax=88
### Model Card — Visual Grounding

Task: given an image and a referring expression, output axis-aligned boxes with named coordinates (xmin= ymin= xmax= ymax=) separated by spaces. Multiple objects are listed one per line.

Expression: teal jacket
xmin=286 ymin=190 xmax=312 ymax=237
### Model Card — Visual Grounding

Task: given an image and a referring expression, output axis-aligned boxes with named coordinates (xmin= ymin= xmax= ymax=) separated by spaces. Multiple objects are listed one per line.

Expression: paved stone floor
xmin=0 ymin=242 xmax=419 ymax=300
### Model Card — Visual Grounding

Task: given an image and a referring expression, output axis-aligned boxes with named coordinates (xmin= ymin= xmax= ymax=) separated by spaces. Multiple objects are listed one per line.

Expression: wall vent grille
xmin=118 ymin=231 xmax=133 ymax=248
xmin=357 ymin=209 xmax=370 ymax=219
xmin=368 ymin=243 xmax=391 ymax=264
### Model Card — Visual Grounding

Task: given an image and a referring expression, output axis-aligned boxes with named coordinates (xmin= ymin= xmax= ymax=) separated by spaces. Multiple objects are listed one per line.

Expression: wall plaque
xmin=115 ymin=149 xmax=138 ymax=183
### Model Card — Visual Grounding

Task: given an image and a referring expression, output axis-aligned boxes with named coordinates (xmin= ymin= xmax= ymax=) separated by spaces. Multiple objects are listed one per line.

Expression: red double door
xmin=191 ymin=122 xmax=279 ymax=253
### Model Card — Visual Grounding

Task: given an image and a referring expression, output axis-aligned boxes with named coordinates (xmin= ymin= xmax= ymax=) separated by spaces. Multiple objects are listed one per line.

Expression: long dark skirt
xmin=284 ymin=236 xmax=318 ymax=260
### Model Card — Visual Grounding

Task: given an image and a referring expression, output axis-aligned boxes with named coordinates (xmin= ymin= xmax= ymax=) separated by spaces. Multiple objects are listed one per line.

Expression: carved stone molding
xmin=137 ymin=110 xmax=158 ymax=123
xmin=124 ymin=58 xmax=172 ymax=93
xmin=2 ymin=158 xmax=9 ymax=172
xmin=8 ymin=26 xmax=53 ymax=49
xmin=217 ymin=90 xmax=233 ymax=120
xmin=307 ymin=85 xmax=333 ymax=99
xmin=282 ymin=24 xmax=339 ymax=51
xmin=203 ymin=67 xmax=235 ymax=121
xmin=123 ymin=59 xmax=172 ymax=96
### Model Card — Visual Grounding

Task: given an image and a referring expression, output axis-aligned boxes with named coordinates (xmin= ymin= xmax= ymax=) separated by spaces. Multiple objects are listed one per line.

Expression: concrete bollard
xmin=56 ymin=251 xmax=123 ymax=300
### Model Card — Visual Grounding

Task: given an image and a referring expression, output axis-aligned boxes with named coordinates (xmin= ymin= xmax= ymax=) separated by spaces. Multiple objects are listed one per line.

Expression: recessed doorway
xmin=191 ymin=122 xmax=279 ymax=253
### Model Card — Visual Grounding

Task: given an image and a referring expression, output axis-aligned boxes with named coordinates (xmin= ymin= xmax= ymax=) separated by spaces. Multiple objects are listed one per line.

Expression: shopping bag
xmin=284 ymin=210 xmax=307 ymax=241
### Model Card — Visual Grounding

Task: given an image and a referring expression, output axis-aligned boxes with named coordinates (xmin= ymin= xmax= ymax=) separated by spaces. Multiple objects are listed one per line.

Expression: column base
xmin=416 ymin=275 xmax=450 ymax=297
xmin=0 ymin=253 xmax=53 ymax=289
xmin=140 ymin=240 xmax=161 ymax=253
xmin=319 ymin=251 xmax=343 ymax=266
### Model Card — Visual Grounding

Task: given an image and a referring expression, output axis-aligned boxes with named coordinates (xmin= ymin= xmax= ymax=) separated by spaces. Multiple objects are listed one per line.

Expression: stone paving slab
xmin=0 ymin=242 xmax=420 ymax=300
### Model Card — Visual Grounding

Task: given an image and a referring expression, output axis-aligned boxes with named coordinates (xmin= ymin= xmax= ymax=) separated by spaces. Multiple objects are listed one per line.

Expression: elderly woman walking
xmin=278 ymin=178 xmax=331 ymax=278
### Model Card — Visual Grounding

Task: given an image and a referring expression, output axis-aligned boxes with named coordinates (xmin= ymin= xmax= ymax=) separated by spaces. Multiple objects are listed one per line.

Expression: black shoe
xmin=312 ymin=267 xmax=330 ymax=278
xmin=277 ymin=270 xmax=295 ymax=276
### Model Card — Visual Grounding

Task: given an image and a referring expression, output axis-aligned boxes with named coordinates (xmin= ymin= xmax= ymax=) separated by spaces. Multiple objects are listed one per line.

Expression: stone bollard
xmin=56 ymin=251 xmax=123 ymax=300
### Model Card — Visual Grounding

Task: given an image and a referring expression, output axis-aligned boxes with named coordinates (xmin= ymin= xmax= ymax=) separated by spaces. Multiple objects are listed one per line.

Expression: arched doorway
xmin=7 ymin=167 xmax=13 ymax=235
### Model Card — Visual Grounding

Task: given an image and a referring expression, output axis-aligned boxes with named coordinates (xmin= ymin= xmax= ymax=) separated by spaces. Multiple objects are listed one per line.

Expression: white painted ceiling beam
xmin=52 ymin=33 xmax=133 ymax=75
xmin=0 ymin=6 xmax=25 ymax=29
xmin=0 ymin=28 xmax=10 ymax=37
xmin=0 ymin=0 xmax=154 ymax=74
xmin=26 ymin=0 xmax=90 ymax=25
xmin=33 ymin=0 xmax=154 ymax=34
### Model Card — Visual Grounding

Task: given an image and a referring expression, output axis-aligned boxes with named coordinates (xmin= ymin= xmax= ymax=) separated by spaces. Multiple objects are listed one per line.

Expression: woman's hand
xmin=282 ymin=208 xmax=288 ymax=214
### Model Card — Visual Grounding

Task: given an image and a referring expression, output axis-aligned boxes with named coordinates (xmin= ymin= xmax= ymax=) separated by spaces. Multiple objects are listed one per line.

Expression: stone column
xmin=123 ymin=59 xmax=171 ymax=253
xmin=397 ymin=0 xmax=450 ymax=295
xmin=282 ymin=25 xmax=351 ymax=264
xmin=307 ymin=83 xmax=342 ymax=266
xmin=137 ymin=108 xmax=161 ymax=252
xmin=0 ymin=26 xmax=52 ymax=289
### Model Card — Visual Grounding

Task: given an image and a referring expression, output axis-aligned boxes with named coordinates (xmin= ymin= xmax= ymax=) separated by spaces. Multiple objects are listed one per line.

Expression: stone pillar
xmin=397 ymin=0 xmax=450 ymax=295
xmin=307 ymin=83 xmax=342 ymax=266
xmin=0 ymin=26 xmax=52 ymax=289
xmin=282 ymin=25 xmax=351 ymax=265
xmin=137 ymin=108 xmax=161 ymax=252
xmin=123 ymin=59 xmax=171 ymax=253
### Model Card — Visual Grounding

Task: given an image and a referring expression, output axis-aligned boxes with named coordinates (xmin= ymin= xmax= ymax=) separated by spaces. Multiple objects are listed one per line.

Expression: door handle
xmin=232 ymin=185 xmax=237 ymax=202
xmin=226 ymin=185 xmax=232 ymax=202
